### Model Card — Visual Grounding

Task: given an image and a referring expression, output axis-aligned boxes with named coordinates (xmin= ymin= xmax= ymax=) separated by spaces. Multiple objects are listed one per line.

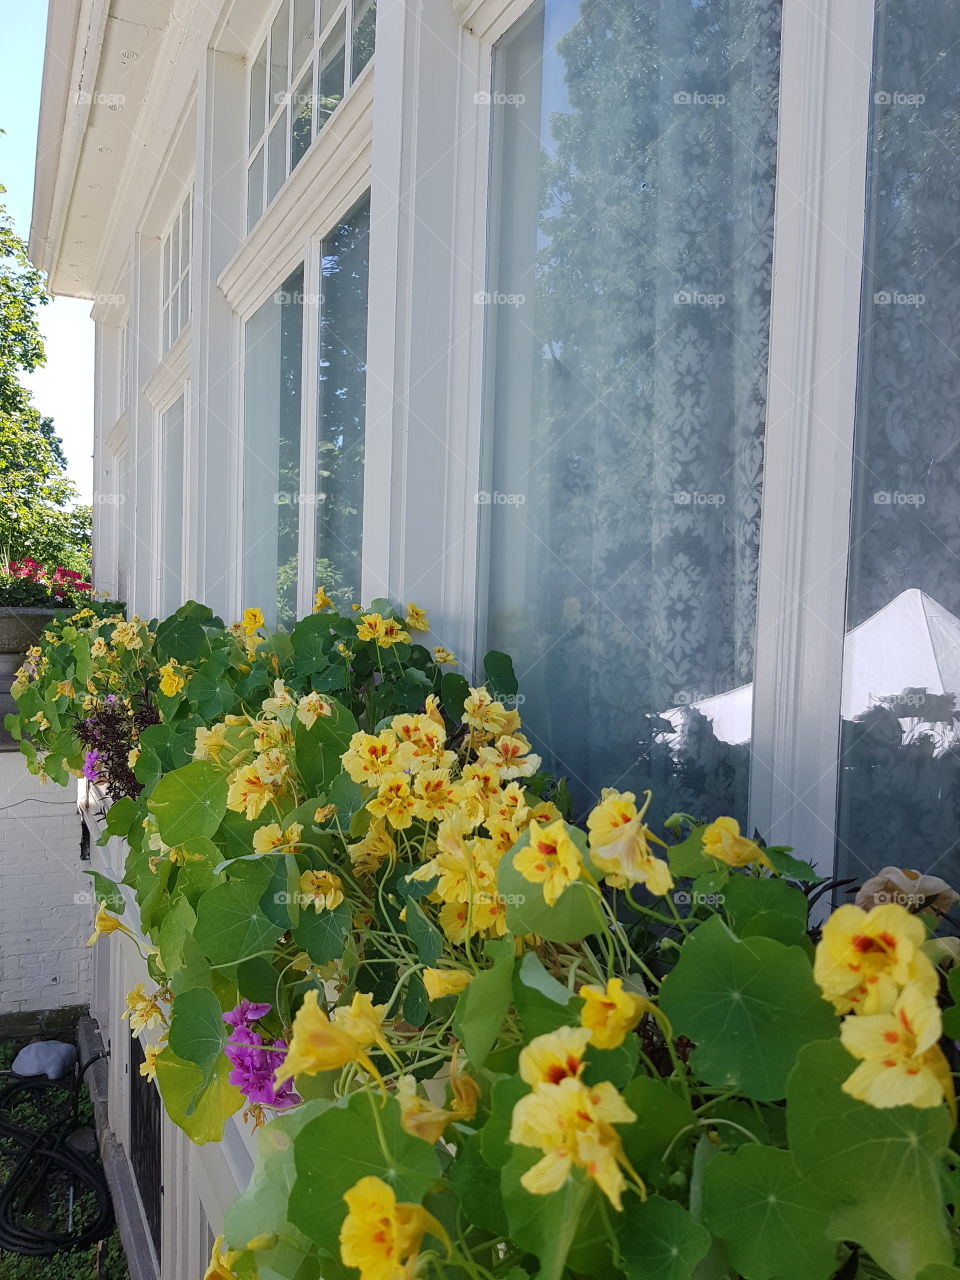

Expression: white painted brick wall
xmin=0 ymin=751 xmax=92 ymax=1013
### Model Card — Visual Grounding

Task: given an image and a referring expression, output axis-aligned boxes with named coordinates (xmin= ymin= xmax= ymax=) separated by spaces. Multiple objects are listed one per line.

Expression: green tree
xmin=0 ymin=183 xmax=90 ymax=571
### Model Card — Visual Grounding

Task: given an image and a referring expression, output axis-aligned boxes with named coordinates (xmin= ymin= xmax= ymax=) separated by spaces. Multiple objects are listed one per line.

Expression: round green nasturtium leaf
xmin=155 ymin=612 xmax=209 ymax=663
xmin=722 ymin=875 xmax=810 ymax=948
xmin=155 ymin=1046 xmax=243 ymax=1145
xmin=619 ymin=1077 xmax=696 ymax=1181
xmin=498 ymin=827 xmax=605 ymax=944
xmin=916 ymin=1267 xmax=960 ymax=1279
xmin=619 ymin=1195 xmax=711 ymax=1280
xmin=786 ymin=1039 xmax=954 ymax=1280
xmin=167 ymin=986 xmax=227 ymax=1091
xmin=148 ymin=759 xmax=228 ymax=845
xmin=195 ymin=878 xmax=283 ymax=967
xmin=291 ymin=900 xmax=351 ymax=965
xmin=293 ymin=697 xmax=358 ymax=794
xmin=701 ymin=1145 xmax=836 ymax=1280
xmin=659 ymin=915 xmax=836 ymax=1100
xmin=453 ymin=937 xmax=515 ymax=1068
xmin=289 ymin=1093 xmax=441 ymax=1251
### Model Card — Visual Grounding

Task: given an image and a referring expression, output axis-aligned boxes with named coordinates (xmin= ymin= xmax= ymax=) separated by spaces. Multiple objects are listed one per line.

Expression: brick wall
xmin=0 ymin=750 xmax=92 ymax=1013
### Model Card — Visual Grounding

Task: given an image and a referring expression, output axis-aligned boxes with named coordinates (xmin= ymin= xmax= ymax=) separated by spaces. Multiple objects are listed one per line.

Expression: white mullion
xmin=749 ymin=0 xmax=877 ymax=872
xmin=297 ymin=239 xmax=322 ymax=619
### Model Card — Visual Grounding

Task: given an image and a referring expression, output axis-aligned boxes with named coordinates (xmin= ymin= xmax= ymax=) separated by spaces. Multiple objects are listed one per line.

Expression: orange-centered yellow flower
xmin=300 ymin=869 xmax=344 ymax=912
xmin=274 ymin=991 xmax=389 ymax=1086
xmin=226 ymin=763 xmax=277 ymax=821
xmin=579 ymin=977 xmax=650 ymax=1050
xmin=158 ymin=662 xmax=186 ymax=697
xmin=342 ymin=730 xmax=413 ymax=786
xmin=814 ymin=902 xmax=938 ymax=1014
xmin=252 ymin=822 xmax=303 ymax=855
xmin=122 ymin=983 xmax=167 ymax=1035
xmin=510 ymin=1076 xmax=638 ymax=1209
xmin=432 ymin=646 xmax=457 ymax=666
xmin=519 ymin=1026 xmax=592 ymax=1086
xmin=839 ymin=982 xmax=955 ymax=1113
xmin=513 ymin=819 xmax=584 ymax=905
xmin=405 ymin=603 xmax=430 ymax=632
xmin=339 ymin=1176 xmax=446 ymax=1280
xmin=368 ymin=773 xmax=417 ymax=830
xmin=586 ymin=789 xmax=673 ymax=895
xmin=296 ymin=691 xmax=333 ymax=729
xmin=701 ymin=816 xmax=770 ymax=869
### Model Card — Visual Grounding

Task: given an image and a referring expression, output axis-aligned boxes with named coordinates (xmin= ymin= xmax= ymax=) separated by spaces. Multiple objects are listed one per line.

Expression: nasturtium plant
xmin=10 ymin=597 xmax=960 ymax=1280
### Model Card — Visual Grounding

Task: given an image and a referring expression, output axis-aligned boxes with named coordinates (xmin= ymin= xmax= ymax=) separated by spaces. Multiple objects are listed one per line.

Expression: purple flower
xmin=224 ymin=1028 xmax=299 ymax=1110
xmin=222 ymin=999 xmax=272 ymax=1029
xmin=82 ymin=750 xmax=102 ymax=782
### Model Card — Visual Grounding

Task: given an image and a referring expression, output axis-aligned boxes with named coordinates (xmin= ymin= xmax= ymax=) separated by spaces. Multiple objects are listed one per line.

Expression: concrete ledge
xmin=0 ymin=1003 xmax=87 ymax=1043
xmin=78 ymin=1015 xmax=159 ymax=1280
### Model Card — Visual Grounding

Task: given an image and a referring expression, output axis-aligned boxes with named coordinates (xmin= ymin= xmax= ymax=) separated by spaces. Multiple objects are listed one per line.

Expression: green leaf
xmin=440 ymin=672 xmax=470 ymax=721
xmin=513 ymin=952 xmax=576 ymax=1039
xmin=501 ymin=1151 xmax=596 ymax=1280
xmin=701 ymin=1145 xmax=837 ymax=1280
xmin=722 ymin=875 xmax=810 ymax=948
xmin=449 ymin=1132 xmax=509 ymax=1235
xmin=289 ymin=1092 xmax=441 ymax=1249
xmin=942 ymin=967 xmax=960 ymax=1040
xmin=453 ymin=937 xmax=515 ymax=1068
xmin=98 ymin=796 xmax=140 ymax=844
xmin=498 ymin=826 xmax=605 ymax=943
xmin=290 ymin=614 xmax=334 ymax=676
xmin=195 ymin=877 xmax=283 ymax=967
xmin=291 ymin=901 xmax=351 ymax=965
xmin=619 ymin=1195 xmax=711 ymax=1280
xmin=155 ymin=1046 xmax=243 ymax=1144
xmin=294 ymin=697 xmax=357 ymax=794
xmin=787 ymin=1039 xmax=954 ymax=1280
xmin=155 ymin=613 xmax=209 ymax=663
xmin=667 ymin=829 xmax=715 ymax=879
xmin=83 ymin=869 xmax=124 ymax=914
xmin=763 ymin=847 xmax=820 ymax=882
xmin=483 ymin=649 xmax=518 ymax=698
xmin=148 ymin=759 xmax=228 ymax=845
xmin=167 ymin=986 xmax=228 ymax=1096
xmin=620 ymin=1077 xmax=696 ymax=1181
xmin=403 ymin=898 xmax=443 ymax=967
xmin=659 ymin=915 xmax=836 ymax=1100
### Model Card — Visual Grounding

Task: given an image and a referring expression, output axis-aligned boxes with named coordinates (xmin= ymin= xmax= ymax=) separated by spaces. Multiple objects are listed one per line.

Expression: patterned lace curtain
xmin=484 ymin=0 xmax=781 ymax=823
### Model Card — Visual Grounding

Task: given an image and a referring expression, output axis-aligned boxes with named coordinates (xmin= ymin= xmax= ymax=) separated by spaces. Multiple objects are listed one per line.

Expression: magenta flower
xmin=82 ymin=750 xmax=102 ymax=782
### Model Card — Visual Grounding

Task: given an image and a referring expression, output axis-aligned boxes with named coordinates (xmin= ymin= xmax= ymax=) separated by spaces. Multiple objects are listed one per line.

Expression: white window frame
xmin=160 ymin=188 xmax=193 ymax=354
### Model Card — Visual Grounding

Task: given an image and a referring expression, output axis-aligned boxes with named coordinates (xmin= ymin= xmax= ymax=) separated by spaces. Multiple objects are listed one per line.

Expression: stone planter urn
xmin=0 ymin=608 xmax=55 ymax=749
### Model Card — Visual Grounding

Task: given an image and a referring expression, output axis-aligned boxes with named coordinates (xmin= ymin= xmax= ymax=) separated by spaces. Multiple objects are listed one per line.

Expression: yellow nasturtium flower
xmin=513 ymin=819 xmax=584 ymax=906
xmin=422 ymin=967 xmax=473 ymax=1001
xmin=241 ymin=607 xmax=264 ymax=636
xmin=339 ymin=1176 xmax=447 ymax=1280
xmin=110 ymin=620 xmax=142 ymax=650
xmin=519 ymin=1026 xmax=592 ymax=1086
xmin=300 ymin=869 xmax=344 ymax=912
xmin=204 ymin=1234 xmax=243 ymax=1280
xmin=275 ymin=991 xmax=389 ymax=1085
xmin=139 ymin=1041 xmax=164 ymax=1082
xmin=368 ymin=773 xmax=418 ymax=830
xmin=296 ymin=691 xmax=333 ymax=729
xmin=579 ymin=977 xmax=651 ymax=1050
xmin=158 ymin=662 xmax=186 ymax=697
xmin=701 ymin=816 xmax=771 ymax=869
xmin=432 ymin=646 xmax=457 ymax=666
xmin=839 ymin=983 xmax=955 ymax=1115
xmin=405 ymin=602 xmax=430 ymax=632
xmin=226 ymin=762 xmax=277 ymax=821
xmin=510 ymin=1076 xmax=639 ymax=1210
xmin=122 ymin=983 xmax=167 ymax=1035
xmin=252 ymin=822 xmax=303 ymax=855
xmin=586 ymin=789 xmax=673 ymax=895
xmin=87 ymin=901 xmax=137 ymax=947
xmin=814 ymin=902 xmax=938 ymax=1015
xmin=313 ymin=587 xmax=333 ymax=611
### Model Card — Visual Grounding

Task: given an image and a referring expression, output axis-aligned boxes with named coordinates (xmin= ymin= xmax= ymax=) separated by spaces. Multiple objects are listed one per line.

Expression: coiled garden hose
xmin=0 ymin=1054 xmax=114 ymax=1256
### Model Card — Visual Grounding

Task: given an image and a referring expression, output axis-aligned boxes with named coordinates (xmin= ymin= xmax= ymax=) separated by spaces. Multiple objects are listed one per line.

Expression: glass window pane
xmin=247 ymin=146 xmax=265 ymax=231
xmin=319 ymin=0 xmax=340 ymax=37
xmin=181 ymin=192 xmax=191 ymax=268
xmin=317 ymin=14 xmax=345 ymax=132
xmin=168 ymin=214 xmax=180 ymax=289
xmin=482 ymin=0 xmax=781 ymax=824
xmin=162 ymin=234 xmax=171 ymax=298
xmin=180 ymin=271 xmax=190 ymax=332
xmin=269 ymin=0 xmax=291 ymax=117
xmin=316 ymin=194 xmax=370 ymax=607
xmin=249 ymin=38 xmax=268 ymax=150
xmin=267 ymin=109 xmax=289 ymax=204
xmin=243 ymin=265 xmax=305 ymax=630
xmin=160 ymin=395 xmax=185 ymax=614
xmin=292 ymin=0 xmax=313 ymax=76
xmin=291 ymin=68 xmax=314 ymax=170
xmin=836 ymin=0 xmax=960 ymax=885
xmin=351 ymin=0 xmax=376 ymax=81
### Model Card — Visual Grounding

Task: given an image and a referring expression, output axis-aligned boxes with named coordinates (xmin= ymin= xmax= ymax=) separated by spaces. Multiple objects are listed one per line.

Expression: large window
xmin=836 ymin=0 xmax=960 ymax=885
xmin=246 ymin=0 xmax=376 ymax=231
xmin=481 ymin=0 xmax=782 ymax=823
xmin=161 ymin=191 xmax=191 ymax=353
xmin=243 ymin=266 xmax=305 ymax=629
xmin=315 ymin=195 xmax=370 ymax=608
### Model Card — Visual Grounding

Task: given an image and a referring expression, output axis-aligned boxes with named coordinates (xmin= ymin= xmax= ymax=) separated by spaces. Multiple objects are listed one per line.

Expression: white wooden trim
xmin=749 ymin=0 xmax=876 ymax=871
xmin=143 ymin=327 xmax=192 ymax=410
xmin=296 ymin=239 xmax=323 ymax=619
xmin=218 ymin=67 xmax=374 ymax=318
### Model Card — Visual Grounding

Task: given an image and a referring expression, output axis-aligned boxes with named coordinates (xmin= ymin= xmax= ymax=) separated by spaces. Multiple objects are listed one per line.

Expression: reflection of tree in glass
xmin=316 ymin=197 xmax=370 ymax=607
xmin=352 ymin=1 xmax=376 ymax=80
xmin=487 ymin=0 xmax=779 ymax=826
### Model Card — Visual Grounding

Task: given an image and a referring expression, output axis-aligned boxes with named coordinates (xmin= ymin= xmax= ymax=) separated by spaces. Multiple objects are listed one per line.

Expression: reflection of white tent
xmin=660 ymin=589 xmax=960 ymax=747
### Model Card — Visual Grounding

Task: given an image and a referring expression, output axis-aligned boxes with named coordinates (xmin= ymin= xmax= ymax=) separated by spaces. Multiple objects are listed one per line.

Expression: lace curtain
xmin=837 ymin=0 xmax=960 ymax=885
xmin=484 ymin=0 xmax=781 ymax=823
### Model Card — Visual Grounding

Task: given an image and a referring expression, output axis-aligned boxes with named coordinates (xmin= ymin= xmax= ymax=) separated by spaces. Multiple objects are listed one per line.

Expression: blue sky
xmin=1 ymin=5 xmax=94 ymax=503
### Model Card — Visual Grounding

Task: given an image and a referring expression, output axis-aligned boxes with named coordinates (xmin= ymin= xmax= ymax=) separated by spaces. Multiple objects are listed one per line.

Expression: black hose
xmin=0 ymin=1055 xmax=114 ymax=1256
